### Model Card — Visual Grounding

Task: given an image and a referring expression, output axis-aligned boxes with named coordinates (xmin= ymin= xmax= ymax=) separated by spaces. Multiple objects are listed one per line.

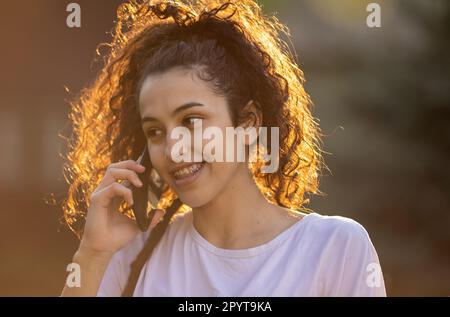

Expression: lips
xmin=171 ymin=162 xmax=205 ymax=180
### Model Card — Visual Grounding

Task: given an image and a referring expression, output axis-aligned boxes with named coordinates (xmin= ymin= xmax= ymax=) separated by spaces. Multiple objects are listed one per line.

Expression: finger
xmin=97 ymin=182 xmax=134 ymax=208
xmin=108 ymin=160 xmax=146 ymax=173
xmin=101 ymin=167 xmax=143 ymax=189
xmin=149 ymin=209 xmax=165 ymax=229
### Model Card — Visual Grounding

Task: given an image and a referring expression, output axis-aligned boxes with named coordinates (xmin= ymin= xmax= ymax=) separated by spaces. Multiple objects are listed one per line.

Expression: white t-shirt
xmin=97 ymin=211 xmax=386 ymax=296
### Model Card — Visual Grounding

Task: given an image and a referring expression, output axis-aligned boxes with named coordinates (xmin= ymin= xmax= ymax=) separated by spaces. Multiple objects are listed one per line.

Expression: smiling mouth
xmin=172 ymin=162 xmax=205 ymax=180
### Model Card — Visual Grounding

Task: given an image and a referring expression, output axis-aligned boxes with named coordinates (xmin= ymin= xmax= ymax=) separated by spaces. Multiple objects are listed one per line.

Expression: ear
xmin=239 ymin=100 xmax=262 ymax=146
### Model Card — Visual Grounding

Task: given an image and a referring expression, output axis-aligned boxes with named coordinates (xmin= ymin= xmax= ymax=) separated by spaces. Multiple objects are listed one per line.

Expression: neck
xmin=192 ymin=163 xmax=288 ymax=249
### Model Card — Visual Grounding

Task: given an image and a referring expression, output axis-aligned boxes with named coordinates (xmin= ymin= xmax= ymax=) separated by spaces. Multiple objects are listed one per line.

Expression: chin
xmin=176 ymin=188 xmax=213 ymax=208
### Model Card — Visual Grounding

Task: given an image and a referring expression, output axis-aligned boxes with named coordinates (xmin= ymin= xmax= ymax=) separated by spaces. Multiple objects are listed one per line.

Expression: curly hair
xmin=61 ymin=0 xmax=324 ymax=242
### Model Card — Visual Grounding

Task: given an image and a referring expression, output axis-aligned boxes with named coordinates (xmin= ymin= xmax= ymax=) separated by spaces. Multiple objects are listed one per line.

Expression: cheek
xmin=203 ymin=161 xmax=238 ymax=191
xmin=148 ymin=146 xmax=166 ymax=178
xmin=173 ymin=161 xmax=238 ymax=207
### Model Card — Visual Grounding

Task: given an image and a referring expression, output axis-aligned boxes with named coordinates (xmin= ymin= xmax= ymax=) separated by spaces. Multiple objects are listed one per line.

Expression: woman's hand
xmin=62 ymin=160 xmax=165 ymax=297
xmin=78 ymin=160 xmax=164 ymax=258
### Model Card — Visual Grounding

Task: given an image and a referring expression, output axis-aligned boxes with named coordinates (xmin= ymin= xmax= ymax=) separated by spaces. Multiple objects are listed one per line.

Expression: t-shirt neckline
xmin=188 ymin=211 xmax=317 ymax=258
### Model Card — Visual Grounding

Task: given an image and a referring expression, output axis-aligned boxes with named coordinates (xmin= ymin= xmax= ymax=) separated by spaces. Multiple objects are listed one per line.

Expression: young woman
xmin=60 ymin=0 xmax=386 ymax=297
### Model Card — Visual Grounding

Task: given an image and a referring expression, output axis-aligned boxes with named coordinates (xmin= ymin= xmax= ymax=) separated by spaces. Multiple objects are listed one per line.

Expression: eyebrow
xmin=141 ymin=102 xmax=205 ymax=125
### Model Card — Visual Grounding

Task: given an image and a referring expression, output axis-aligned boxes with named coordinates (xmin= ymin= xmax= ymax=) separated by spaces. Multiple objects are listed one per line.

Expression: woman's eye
xmin=145 ymin=128 xmax=163 ymax=139
xmin=183 ymin=117 xmax=203 ymax=128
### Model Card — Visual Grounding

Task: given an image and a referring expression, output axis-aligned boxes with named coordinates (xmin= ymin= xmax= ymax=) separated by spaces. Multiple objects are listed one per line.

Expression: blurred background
xmin=0 ymin=0 xmax=448 ymax=296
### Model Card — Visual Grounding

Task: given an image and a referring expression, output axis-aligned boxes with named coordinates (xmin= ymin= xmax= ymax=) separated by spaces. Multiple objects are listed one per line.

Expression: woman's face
xmin=138 ymin=66 xmax=243 ymax=207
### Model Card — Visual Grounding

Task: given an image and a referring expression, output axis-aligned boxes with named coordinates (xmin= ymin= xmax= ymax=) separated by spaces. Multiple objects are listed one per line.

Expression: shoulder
xmin=297 ymin=212 xmax=377 ymax=261
xmin=306 ymin=212 xmax=366 ymax=232
xmin=305 ymin=212 xmax=371 ymax=245
xmin=302 ymin=212 xmax=382 ymax=274
xmin=303 ymin=213 xmax=386 ymax=296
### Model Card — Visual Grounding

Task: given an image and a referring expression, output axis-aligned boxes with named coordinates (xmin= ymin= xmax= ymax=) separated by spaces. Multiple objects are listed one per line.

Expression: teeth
xmin=173 ymin=163 xmax=203 ymax=179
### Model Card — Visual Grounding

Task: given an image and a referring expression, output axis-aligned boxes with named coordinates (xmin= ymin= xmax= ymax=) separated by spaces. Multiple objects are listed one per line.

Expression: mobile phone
xmin=131 ymin=144 xmax=164 ymax=232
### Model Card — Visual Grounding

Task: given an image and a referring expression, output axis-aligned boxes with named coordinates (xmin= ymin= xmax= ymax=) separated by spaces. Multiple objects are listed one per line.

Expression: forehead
xmin=138 ymin=67 xmax=218 ymax=116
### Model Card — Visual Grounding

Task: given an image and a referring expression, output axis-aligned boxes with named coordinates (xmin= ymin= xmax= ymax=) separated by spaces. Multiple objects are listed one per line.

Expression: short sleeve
xmin=324 ymin=219 xmax=387 ymax=297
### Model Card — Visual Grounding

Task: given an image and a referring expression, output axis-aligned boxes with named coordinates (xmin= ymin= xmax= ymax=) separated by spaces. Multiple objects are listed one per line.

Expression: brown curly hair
xmin=61 ymin=0 xmax=324 ymax=240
